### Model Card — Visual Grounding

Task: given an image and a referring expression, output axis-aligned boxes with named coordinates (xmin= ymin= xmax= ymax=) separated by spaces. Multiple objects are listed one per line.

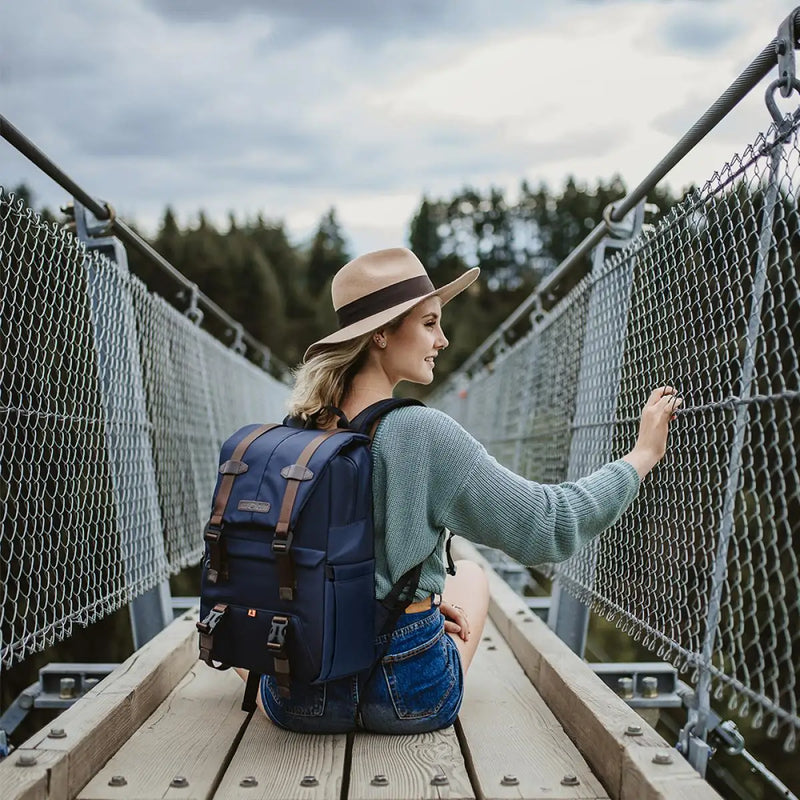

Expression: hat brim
xmin=303 ymin=267 xmax=480 ymax=362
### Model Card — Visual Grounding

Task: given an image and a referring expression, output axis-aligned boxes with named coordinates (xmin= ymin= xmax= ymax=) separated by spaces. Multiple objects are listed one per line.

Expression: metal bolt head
xmin=170 ymin=776 xmax=189 ymax=788
xmin=500 ymin=774 xmax=519 ymax=786
xmin=652 ymin=751 xmax=673 ymax=765
xmin=561 ymin=773 xmax=580 ymax=786
xmin=108 ymin=776 xmax=128 ymax=787
xmin=430 ymin=773 xmax=449 ymax=786
xmin=617 ymin=677 xmax=634 ymax=699
xmin=59 ymin=677 xmax=76 ymax=699
xmin=16 ymin=753 xmax=37 ymax=767
xmin=371 ymin=774 xmax=389 ymax=786
xmin=240 ymin=776 xmax=259 ymax=788
xmin=641 ymin=676 xmax=659 ymax=698
xmin=625 ymin=724 xmax=643 ymax=736
xmin=48 ymin=727 xmax=67 ymax=739
xmin=300 ymin=775 xmax=318 ymax=787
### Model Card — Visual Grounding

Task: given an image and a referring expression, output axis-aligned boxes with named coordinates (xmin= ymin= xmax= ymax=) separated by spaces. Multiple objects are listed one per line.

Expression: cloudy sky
xmin=1 ymin=1 xmax=794 ymax=255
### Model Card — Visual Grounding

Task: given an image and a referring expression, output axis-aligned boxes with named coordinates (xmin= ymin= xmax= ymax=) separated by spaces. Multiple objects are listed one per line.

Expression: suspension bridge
xmin=1 ymin=8 xmax=799 ymax=800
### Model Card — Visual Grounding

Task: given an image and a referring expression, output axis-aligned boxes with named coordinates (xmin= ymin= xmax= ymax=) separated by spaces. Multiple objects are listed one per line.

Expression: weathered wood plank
xmin=348 ymin=727 xmax=474 ymax=800
xmin=620 ymin=746 xmax=723 ymax=800
xmin=214 ymin=712 xmax=347 ymax=800
xmin=451 ymin=538 xmax=723 ymax=800
xmin=0 ymin=749 xmax=68 ymax=800
xmin=0 ymin=609 xmax=200 ymax=800
xmin=78 ymin=665 xmax=246 ymax=800
xmin=460 ymin=618 xmax=607 ymax=800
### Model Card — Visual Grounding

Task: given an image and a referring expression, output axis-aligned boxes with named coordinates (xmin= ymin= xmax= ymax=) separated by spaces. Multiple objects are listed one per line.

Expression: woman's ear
xmin=373 ymin=329 xmax=387 ymax=349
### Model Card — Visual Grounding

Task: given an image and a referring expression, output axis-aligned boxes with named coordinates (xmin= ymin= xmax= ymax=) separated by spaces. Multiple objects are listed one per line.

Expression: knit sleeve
xmin=376 ymin=406 xmax=640 ymax=566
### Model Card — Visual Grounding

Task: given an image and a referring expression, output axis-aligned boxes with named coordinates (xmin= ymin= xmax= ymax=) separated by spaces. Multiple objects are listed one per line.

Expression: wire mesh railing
xmin=0 ymin=190 xmax=289 ymax=667
xmin=432 ymin=111 xmax=800 ymax=752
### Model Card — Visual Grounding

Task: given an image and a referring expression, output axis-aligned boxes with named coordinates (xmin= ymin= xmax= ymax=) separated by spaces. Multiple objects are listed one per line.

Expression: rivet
xmin=59 ymin=677 xmax=76 ymax=699
xmin=431 ymin=773 xmax=449 ymax=786
xmin=523 ymin=617 xmax=533 ymax=622
xmin=184 ymin=614 xmax=194 ymax=621
xmin=641 ymin=676 xmax=658 ymax=698
xmin=108 ymin=776 xmax=128 ymax=787
xmin=300 ymin=775 xmax=318 ymax=787
xmin=516 ymin=609 xmax=525 ymax=614
xmin=500 ymin=774 xmax=519 ymax=786
xmin=561 ymin=773 xmax=580 ymax=786
xmin=48 ymin=727 xmax=67 ymax=739
xmin=240 ymin=776 xmax=259 ymax=787
xmin=482 ymin=636 xmax=492 ymax=642
xmin=371 ymin=774 xmax=389 ymax=786
xmin=652 ymin=751 xmax=673 ymax=765
xmin=625 ymin=724 xmax=643 ymax=736
xmin=16 ymin=753 xmax=37 ymax=767
xmin=170 ymin=776 xmax=189 ymax=788
xmin=617 ymin=677 xmax=634 ymax=699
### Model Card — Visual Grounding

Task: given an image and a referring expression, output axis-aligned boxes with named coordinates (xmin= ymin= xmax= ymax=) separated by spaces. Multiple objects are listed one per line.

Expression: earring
xmin=375 ymin=337 xmax=386 ymax=348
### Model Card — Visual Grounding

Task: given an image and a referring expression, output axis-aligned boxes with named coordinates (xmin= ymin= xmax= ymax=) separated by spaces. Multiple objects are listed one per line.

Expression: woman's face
xmin=380 ymin=296 xmax=448 ymax=385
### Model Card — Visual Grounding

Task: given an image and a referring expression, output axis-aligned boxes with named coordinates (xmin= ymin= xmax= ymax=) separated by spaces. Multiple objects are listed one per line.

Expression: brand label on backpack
xmin=237 ymin=500 xmax=271 ymax=513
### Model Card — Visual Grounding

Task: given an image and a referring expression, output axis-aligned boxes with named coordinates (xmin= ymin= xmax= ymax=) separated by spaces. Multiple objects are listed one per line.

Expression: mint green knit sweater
xmin=371 ymin=406 xmax=640 ymax=601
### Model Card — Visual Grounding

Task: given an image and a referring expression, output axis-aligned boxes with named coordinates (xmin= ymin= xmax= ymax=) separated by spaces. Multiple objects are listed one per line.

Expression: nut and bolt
xmin=48 ymin=727 xmax=67 ymax=739
xmin=300 ymin=775 xmax=318 ymax=787
xmin=561 ymin=773 xmax=580 ymax=786
xmin=59 ymin=677 xmax=76 ymax=699
xmin=617 ymin=677 xmax=634 ymax=699
xmin=240 ymin=776 xmax=259 ymax=788
xmin=16 ymin=753 xmax=38 ymax=767
xmin=84 ymin=678 xmax=99 ymax=691
xmin=371 ymin=774 xmax=389 ymax=786
xmin=625 ymin=724 xmax=643 ymax=736
xmin=500 ymin=774 xmax=519 ymax=786
xmin=430 ymin=773 xmax=449 ymax=786
xmin=652 ymin=751 xmax=674 ymax=766
xmin=108 ymin=776 xmax=128 ymax=787
xmin=170 ymin=776 xmax=189 ymax=788
xmin=641 ymin=676 xmax=659 ymax=698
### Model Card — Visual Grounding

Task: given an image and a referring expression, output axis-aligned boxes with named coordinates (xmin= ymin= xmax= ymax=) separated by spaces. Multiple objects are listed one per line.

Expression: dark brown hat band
xmin=336 ymin=274 xmax=435 ymax=329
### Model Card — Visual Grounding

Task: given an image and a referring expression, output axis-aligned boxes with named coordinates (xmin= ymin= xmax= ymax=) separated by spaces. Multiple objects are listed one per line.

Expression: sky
xmin=1 ymin=0 xmax=795 ymax=256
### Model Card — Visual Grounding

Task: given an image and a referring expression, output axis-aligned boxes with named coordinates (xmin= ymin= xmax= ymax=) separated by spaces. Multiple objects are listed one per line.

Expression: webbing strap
xmin=197 ymin=603 xmax=229 ymax=668
xmin=268 ymin=614 xmax=291 ymax=698
xmin=205 ymin=423 xmax=278 ymax=583
xmin=242 ymin=671 xmax=261 ymax=712
xmin=273 ymin=429 xmax=340 ymax=600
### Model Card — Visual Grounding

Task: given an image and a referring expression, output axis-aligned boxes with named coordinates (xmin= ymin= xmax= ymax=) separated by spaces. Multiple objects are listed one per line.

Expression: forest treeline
xmin=14 ymin=177 xmax=679 ymax=381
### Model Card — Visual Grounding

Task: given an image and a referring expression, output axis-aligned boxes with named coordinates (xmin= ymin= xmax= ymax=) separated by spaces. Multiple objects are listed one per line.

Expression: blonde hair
xmin=288 ymin=332 xmax=374 ymax=427
xmin=288 ymin=312 xmax=410 ymax=427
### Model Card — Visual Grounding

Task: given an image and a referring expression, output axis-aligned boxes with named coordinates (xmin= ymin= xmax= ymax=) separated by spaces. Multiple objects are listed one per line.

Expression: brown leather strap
xmin=273 ymin=429 xmax=341 ymax=600
xmin=205 ymin=424 xmax=278 ymax=583
xmin=210 ymin=424 xmax=279 ymax=527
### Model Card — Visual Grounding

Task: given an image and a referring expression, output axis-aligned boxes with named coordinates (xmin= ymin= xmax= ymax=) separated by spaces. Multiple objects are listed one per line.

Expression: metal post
xmin=686 ymin=128 xmax=785 ymax=775
xmin=73 ymin=200 xmax=173 ymax=649
xmin=547 ymin=203 xmax=644 ymax=655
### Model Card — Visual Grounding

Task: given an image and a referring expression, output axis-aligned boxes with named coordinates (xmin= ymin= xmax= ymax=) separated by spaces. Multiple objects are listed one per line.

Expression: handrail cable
xmin=0 ymin=114 xmax=286 ymax=377
xmin=452 ymin=7 xmax=800 ymax=379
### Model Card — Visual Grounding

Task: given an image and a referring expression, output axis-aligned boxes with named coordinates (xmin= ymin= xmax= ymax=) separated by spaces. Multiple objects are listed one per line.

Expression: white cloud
xmin=0 ymin=0 xmax=793 ymax=252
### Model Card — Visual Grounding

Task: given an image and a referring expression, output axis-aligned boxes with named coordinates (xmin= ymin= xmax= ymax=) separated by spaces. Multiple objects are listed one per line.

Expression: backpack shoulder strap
xmin=349 ymin=397 xmax=425 ymax=437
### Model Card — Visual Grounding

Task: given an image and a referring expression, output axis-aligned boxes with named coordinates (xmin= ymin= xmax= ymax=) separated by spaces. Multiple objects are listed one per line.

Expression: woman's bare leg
xmin=440 ymin=559 xmax=489 ymax=674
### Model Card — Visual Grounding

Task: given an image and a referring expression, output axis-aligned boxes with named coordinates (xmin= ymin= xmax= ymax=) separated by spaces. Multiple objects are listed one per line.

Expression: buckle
xmin=267 ymin=615 xmax=289 ymax=652
xmin=204 ymin=523 xmax=222 ymax=542
xmin=196 ymin=603 xmax=227 ymax=635
xmin=272 ymin=530 xmax=294 ymax=554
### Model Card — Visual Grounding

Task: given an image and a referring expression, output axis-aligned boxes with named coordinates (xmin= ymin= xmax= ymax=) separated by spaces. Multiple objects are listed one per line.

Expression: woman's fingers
xmin=440 ymin=601 xmax=470 ymax=641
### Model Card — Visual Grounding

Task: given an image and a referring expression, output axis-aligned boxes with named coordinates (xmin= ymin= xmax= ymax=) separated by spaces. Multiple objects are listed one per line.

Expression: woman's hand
xmin=622 ymin=386 xmax=682 ymax=480
xmin=439 ymin=600 xmax=470 ymax=642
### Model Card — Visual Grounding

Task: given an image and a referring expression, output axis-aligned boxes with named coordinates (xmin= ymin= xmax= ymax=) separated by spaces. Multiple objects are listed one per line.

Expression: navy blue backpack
xmin=197 ymin=398 xmax=426 ymax=712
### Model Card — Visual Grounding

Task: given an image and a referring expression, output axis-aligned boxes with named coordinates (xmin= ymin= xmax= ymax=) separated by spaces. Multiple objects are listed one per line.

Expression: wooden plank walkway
xmin=0 ymin=538 xmax=722 ymax=800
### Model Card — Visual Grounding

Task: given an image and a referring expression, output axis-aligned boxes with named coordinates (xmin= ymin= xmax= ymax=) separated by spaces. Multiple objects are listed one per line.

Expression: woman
xmin=250 ymin=246 xmax=680 ymax=733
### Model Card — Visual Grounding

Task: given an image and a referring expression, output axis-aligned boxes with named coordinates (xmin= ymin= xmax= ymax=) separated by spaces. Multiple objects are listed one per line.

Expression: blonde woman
xmin=249 ymin=247 xmax=680 ymax=733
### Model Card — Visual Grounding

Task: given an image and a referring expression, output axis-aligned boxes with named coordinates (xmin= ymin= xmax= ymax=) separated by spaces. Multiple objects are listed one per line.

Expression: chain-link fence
xmin=0 ymin=191 xmax=289 ymax=668
xmin=433 ymin=113 xmax=800 ymax=750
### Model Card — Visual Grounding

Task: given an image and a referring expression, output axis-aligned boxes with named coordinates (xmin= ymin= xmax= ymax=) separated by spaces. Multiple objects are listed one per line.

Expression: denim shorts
xmin=260 ymin=604 xmax=464 ymax=734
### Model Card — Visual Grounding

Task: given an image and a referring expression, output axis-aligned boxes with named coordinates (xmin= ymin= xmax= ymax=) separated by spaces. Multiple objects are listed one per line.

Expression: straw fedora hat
xmin=304 ymin=248 xmax=479 ymax=361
